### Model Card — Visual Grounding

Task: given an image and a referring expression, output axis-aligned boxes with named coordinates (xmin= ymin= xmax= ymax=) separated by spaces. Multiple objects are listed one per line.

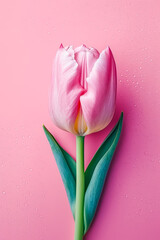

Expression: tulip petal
xmin=74 ymin=45 xmax=99 ymax=90
xmin=80 ymin=47 xmax=117 ymax=135
xmin=50 ymin=45 xmax=84 ymax=134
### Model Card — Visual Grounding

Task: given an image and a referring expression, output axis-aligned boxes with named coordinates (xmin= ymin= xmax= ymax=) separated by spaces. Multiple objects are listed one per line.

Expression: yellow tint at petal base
xmin=74 ymin=109 xmax=87 ymax=135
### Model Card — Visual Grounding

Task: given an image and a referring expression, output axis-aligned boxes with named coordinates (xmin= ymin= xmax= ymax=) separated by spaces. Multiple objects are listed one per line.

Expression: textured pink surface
xmin=0 ymin=0 xmax=160 ymax=240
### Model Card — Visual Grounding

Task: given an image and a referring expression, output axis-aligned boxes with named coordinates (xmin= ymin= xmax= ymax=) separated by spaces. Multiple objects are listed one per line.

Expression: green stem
xmin=74 ymin=136 xmax=85 ymax=240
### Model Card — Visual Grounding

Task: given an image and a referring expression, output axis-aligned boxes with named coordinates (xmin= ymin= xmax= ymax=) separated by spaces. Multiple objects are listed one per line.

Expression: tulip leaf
xmin=43 ymin=125 xmax=76 ymax=219
xmin=84 ymin=112 xmax=123 ymax=234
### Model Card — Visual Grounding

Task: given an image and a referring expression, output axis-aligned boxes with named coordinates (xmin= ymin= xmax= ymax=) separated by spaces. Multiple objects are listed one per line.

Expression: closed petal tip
xmin=82 ymin=44 xmax=86 ymax=47
xmin=74 ymin=44 xmax=89 ymax=53
xmin=89 ymin=47 xmax=100 ymax=58
xmin=104 ymin=46 xmax=114 ymax=58
xmin=105 ymin=46 xmax=110 ymax=52
xmin=64 ymin=45 xmax=75 ymax=58
xmin=59 ymin=43 xmax=64 ymax=49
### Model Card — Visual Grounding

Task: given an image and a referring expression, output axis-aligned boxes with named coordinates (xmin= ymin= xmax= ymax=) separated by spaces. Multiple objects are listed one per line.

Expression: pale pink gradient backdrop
xmin=0 ymin=0 xmax=160 ymax=239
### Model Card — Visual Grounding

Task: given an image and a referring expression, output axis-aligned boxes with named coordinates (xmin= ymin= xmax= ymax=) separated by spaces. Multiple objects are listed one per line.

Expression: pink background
xmin=0 ymin=0 xmax=160 ymax=239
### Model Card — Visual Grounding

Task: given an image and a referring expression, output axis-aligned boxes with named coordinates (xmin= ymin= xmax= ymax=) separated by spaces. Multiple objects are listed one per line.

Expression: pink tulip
xmin=50 ymin=44 xmax=117 ymax=136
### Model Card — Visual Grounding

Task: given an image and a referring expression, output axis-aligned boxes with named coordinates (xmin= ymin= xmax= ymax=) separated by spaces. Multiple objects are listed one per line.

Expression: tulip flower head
xmin=50 ymin=44 xmax=117 ymax=136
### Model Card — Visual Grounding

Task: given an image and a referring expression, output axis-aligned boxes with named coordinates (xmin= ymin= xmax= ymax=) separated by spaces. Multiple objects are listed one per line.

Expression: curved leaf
xmin=43 ymin=125 xmax=76 ymax=218
xmin=84 ymin=113 xmax=123 ymax=234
